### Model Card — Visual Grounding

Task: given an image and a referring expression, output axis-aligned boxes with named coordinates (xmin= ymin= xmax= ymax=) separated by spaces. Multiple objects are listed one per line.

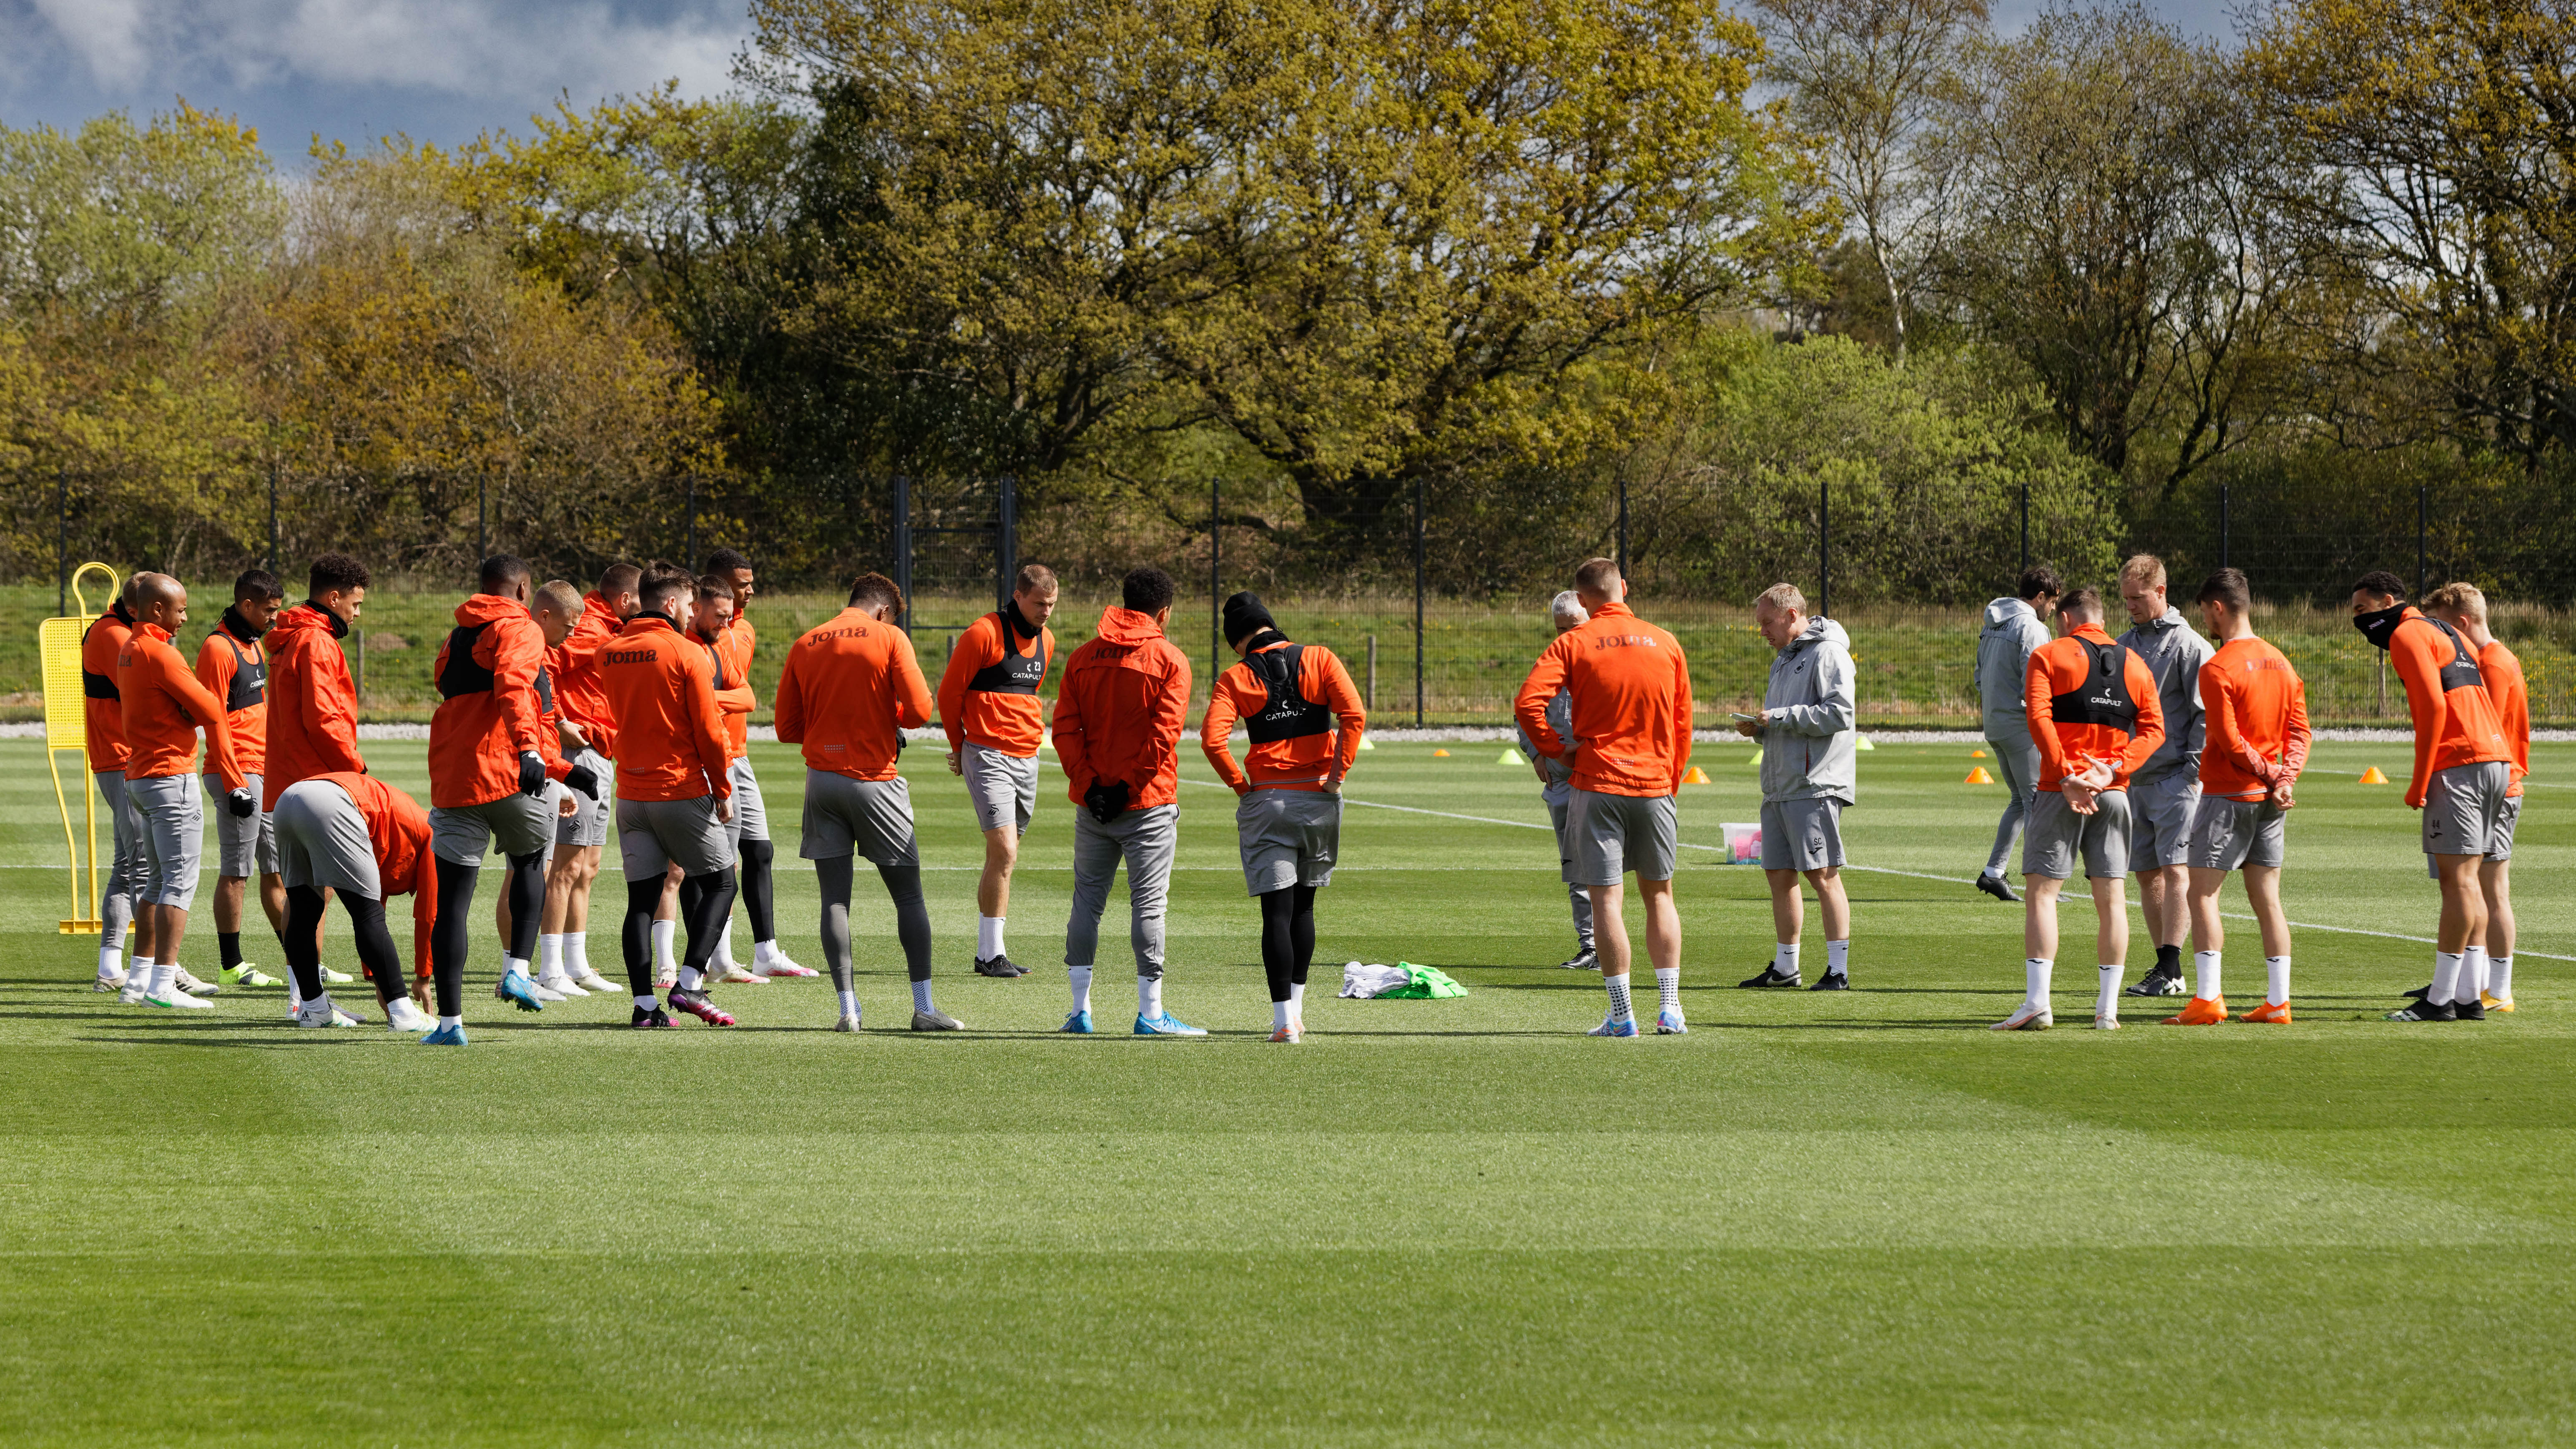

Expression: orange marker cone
xmin=1971 ymin=748 xmax=1988 ymax=759
xmin=1681 ymin=766 xmax=1712 ymax=785
xmin=1965 ymin=766 xmax=1994 ymax=784
xmin=2359 ymin=766 xmax=2389 ymax=784
xmin=1431 ymin=748 xmax=1451 ymax=758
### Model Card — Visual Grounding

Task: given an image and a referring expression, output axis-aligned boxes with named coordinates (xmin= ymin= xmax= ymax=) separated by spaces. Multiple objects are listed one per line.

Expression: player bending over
xmin=2170 ymin=569 xmax=2307 ymax=1025
xmin=1515 ymin=558 xmax=1693 ymax=1037
xmin=1053 ymin=567 xmax=1199 ymax=1035
xmin=775 ymin=572 xmax=955 ymax=1032
xmin=1737 ymin=583 xmax=1858 ymax=992
xmin=1991 ymin=588 xmax=2163 ymax=1031
xmin=193 ymin=568 xmax=287 ymax=989
xmin=118 ymin=572 xmax=254 ymax=1009
xmin=1203 ymin=592 xmax=1365 ymax=1042
xmin=274 ymin=772 xmax=442 ymax=1037
xmin=936 ymin=563 xmax=1062 ymax=979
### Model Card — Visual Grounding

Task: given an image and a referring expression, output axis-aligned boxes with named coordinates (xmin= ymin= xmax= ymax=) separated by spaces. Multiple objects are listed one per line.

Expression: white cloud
xmin=18 ymin=0 xmax=746 ymax=103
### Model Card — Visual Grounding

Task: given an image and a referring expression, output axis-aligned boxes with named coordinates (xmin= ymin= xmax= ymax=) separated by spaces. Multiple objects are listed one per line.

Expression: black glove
xmin=1082 ymin=781 xmax=1131 ymax=824
xmin=563 ymin=764 xmax=600 ymax=800
xmin=227 ymin=788 xmax=257 ymax=819
xmin=518 ymin=751 xmax=547 ymax=796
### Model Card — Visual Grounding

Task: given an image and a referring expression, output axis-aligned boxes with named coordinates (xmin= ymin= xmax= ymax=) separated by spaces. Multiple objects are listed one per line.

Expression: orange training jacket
xmin=705 ymin=617 xmax=756 ymax=759
xmin=2479 ymin=640 xmax=2529 ymax=799
xmin=552 ymin=592 xmax=623 ymax=760
xmin=2196 ymin=636 xmax=2311 ymax=803
xmin=1201 ymin=639 xmax=1365 ymax=792
xmin=1052 ymin=607 xmax=1192 ymax=810
xmin=1513 ymin=600 xmax=1694 ymax=797
xmin=80 ymin=603 xmax=136 ymax=773
xmin=2024 ymin=623 xmax=2165 ymax=791
xmin=2386 ymin=608 xmax=2511 ymax=807
xmin=936 ymin=609 xmax=1055 ymax=757
xmin=427 ymin=593 xmax=552 ymax=809
xmin=193 ymin=613 xmax=268 ymax=777
xmin=119 ymin=622 xmax=245 ymax=790
xmin=773 ymin=607 xmax=933 ymax=781
xmin=599 ymin=614 xmax=733 ymax=803
xmin=261 ymin=602 xmax=367 ymax=808
xmin=307 ymin=771 xmax=440 ymax=979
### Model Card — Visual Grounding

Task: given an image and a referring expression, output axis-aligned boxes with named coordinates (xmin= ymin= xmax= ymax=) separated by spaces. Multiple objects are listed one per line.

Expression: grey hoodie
xmin=1760 ymin=615 xmax=1856 ymax=803
xmin=1515 ymin=685 xmax=1577 ymax=806
xmin=1974 ymin=596 xmax=2052 ymax=740
xmin=2115 ymin=605 xmax=2214 ymax=784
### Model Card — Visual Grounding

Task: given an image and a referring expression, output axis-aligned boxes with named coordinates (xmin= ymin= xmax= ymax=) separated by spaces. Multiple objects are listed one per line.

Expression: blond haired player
xmin=2113 ymin=554 xmax=2213 ymax=999
xmin=2421 ymin=583 xmax=2528 ymax=1013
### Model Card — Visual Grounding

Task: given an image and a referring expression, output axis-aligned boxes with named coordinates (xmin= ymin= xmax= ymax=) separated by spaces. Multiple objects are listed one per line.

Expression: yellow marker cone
xmin=1971 ymin=748 xmax=1988 ymax=759
xmin=1357 ymin=737 xmax=1374 ymax=751
xmin=1854 ymin=734 xmax=1875 ymax=751
xmin=1681 ymin=766 xmax=1712 ymax=785
xmin=1966 ymin=766 xmax=1994 ymax=784
xmin=1497 ymin=748 xmax=1522 ymax=766
xmin=1431 ymin=748 xmax=1451 ymax=758
xmin=2359 ymin=766 xmax=2389 ymax=784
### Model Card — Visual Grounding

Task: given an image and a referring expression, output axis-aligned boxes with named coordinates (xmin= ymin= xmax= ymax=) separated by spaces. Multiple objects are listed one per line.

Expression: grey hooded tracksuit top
xmin=1760 ymin=615 xmax=1857 ymax=804
xmin=1973 ymin=596 xmax=2052 ymax=744
xmin=2114 ymin=606 xmax=2214 ymax=785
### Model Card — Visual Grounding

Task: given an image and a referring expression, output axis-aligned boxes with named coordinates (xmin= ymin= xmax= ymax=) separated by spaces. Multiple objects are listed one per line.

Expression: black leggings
xmin=1258 ymin=885 xmax=1318 ymax=1003
xmin=623 ymin=869 xmax=736 ymax=996
xmin=740 ymin=839 xmax=776 ymax=942
xmin=284 ymin=884 xmax=403 ymax=1006
xmin=428 ymin=851 xmax=544 ymax=1017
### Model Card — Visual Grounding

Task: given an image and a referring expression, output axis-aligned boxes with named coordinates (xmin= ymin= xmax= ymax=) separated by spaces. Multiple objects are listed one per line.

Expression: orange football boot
xmin=2240 ymin=1000 xmax=2292 ymax=1024
xmin=2162 ymin=995 xmax=2228 ymax=1026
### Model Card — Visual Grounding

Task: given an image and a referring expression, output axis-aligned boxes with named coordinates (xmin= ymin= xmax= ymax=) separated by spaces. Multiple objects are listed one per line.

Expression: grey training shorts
xmin=1237 ymin=787 xmax=1343 ymax=894
xmin=431 ymin=792 xmax=555 ymax=865
xmin=616 ymin=794 xmax=736 ymax=879
xmin=2188 ymin=795 xmax=2287 ymax=872
xmin=2126 ymin=769 xmax=2199 ymax=871
xmin=555 ymin=748 xmax=612 ymax=849
xmin=128 ymin=771 xmax=204 ymax=907
xmin=2492 ymin=795 xmax=2521 ymax=863
xmin=2024 ymin=787 xmax=2132 ymax=881
xmin=203 ymin=771 xmax=274 ymax=878
xmin=963 ymin=741 xmax=1039 ymax=836
xmin=798 ymin=770 xmax=919 ymax=869
xmin=274 ymin=779 xmax=384 ymax=898
xmin=1760 ymin=796 xmax=1848 ymax=873
xmin=2423 ymin=760 xmax=2511 ymax=859
xmin=1567 ymin=788 xmax=1678 ymax=886
xmin=726 ymin=755 xmax=770 ymax=846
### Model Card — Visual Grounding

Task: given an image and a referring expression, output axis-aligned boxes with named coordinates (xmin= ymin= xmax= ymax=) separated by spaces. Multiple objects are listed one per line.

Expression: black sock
xmin=741 ymin=840 xmax=776 ymax=942
xmin=283 ymin=886 xmax=329 ymax=1002
xmin=341 ymin=894 xmax=404 ymax=1006
xmin=504 ymin=851 xmax=545 ymax=963
xmin=623 ymin=880 xmax=663 ymax=999
xmin=430 ymin=856 xmax=480 ymax=1019
xmin=1258 ymin=888 xmax=1297 ymax=1003
xmin=2155 ymin=944 xmax=2182 ymax=974
xmin=1290 ymin=884 xmax=1317 ymax=986
xmin=218 ymin=931 xmax=243 ymax=969
xmin=680 ymin=870 xmax=738 ymax=977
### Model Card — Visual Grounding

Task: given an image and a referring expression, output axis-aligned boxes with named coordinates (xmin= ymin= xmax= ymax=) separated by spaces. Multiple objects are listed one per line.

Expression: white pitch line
xmin=1173 ymin=776 xmax=2574 ymax=962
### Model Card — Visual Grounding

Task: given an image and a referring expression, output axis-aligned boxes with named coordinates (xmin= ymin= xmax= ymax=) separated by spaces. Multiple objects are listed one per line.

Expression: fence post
xmin=1617 ymin=474 xmax=1629 ymax=580
xmin=2416 ymin=482 xmax=2428 ymax=597
xmin=266 ymin=462 xmax=279 ymax=575
xmin=478 ymin=476 xmax=488 ymax=567
xmin=1413 ymin=478 xmax=1426 ymax=728
xmin=998 ymin=474 xmax=1018 ymax=613
xmin=681 ymin=477 xmax=695 ymax=571
xmin=2019 ymin=480 xmax=2029 ymax=573
xmin=2219 ymin=483 xmax=2230 ymax=570
xmin=1819 ymin=477 xmax=1831 ymax=619
xmin=892 ymin=475 xmax=912 ymax=634
xmin=58 ymin=468 xmax=68 ymax=615
xmin=1366 ymin=634 xmax=1378 ymax=712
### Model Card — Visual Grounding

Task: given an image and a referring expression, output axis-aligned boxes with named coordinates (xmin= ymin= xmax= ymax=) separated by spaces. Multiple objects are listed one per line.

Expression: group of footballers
xmin=72 ymin=535 xmax=2529 ymax=1042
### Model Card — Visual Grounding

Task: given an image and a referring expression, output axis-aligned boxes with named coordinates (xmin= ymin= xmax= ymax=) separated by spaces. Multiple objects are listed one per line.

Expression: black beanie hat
xmin=1222 ymin=591 xmax=1278 ymax=645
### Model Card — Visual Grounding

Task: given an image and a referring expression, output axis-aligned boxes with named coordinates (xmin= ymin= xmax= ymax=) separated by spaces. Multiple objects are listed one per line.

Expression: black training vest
xmin=81 ymin=609 xmax=130 ymax=701
xmin=2420 ymin=615 xmax=2487 ymax=693
xmin=699 ymin=633 xmax=732 ymax=689
xmin=212 ymin=628 xmax=265 ymax=712
xmin=967 ymin=611 xmax=1050 ymax=696
xmin=2049 ymin=638 xmax=2139 ymax=736
xmin=437 ymin=622 xmax=495 ymax=698
xmin=1243 ymin=644 xmax=1333 ymax=743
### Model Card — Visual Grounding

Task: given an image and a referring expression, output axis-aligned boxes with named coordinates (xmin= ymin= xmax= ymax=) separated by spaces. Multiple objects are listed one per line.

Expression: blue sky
xmin=0 ymin=0 xmax=2244 ymax=159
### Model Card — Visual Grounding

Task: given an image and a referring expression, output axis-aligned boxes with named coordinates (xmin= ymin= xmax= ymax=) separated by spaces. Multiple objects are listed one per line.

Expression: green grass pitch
xmin=3 ymin=736 xmax=2571 ymax=1446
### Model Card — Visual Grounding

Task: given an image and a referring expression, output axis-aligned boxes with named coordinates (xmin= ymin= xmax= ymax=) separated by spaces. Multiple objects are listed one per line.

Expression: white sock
xmin=98 ymin=945 xmax=122 ymax=980
xmin=1272 ymin=999 xmax=1291 ymax=1030
xmin=651 ymin=919 xmax=677 ymax=973
xmin=2096 ymin=964 xmax=2120 ymax=1019
xmin=754 ymin=937 xmax=785 ymax=967
xmin=716 ymin=919 xmax=738 ymax=968
xmin=1825 ymin=939 xmax=1849 ymax=977
xmin=539 ymin=935 xmax=563 ymax=977
xmin=1655 ymin=966 xmax=1681 ymax=1020
xmin=504 ymin=955 xmax=530 ymax=981
xmin=1137 ymin=974 xmax=1163 ymax=1020
xmin=1288 ymin=982 xmax=1305 ymax=1017
xmin=2025 ymin=957 xmax=2051 ymax=1008
xmin=977 ymin=915 xmax=1005 ymax=959
xmin=2430 ymin=951 xmax=2463 ymax=1005
xmin=2265 ymin=955 xmax=2291 ymax=1007
xmin=304 ymin=989 xmax=329 ymax=1017
xmin=678 ymin=964 xmax=705 ymax=992
xmin=150 ymin=960 xmax=175 ymax=997
xmin=2491 ymin=954 xmax=2513 ymax=1002
xmin=1774 ymin=942 xmax=1800 ymax=978
xmin=633 ymin=993 xmax=658 ymax=1010
xmin=2194 ymin=950 xmax=2223 ymax=1001
xmin=1069 ymin=965 xmax=1093 ymax=1015
xmin=566 ymin=933 xmax=590 ymax=977
xmin=438 ymin=1014 xmax=462 ymax=1029
xmin=1604 ymin=973 xmax=1634 ymax=1023
xmin=911 ymin=979 xmax=934 ymax=1013
xmin=2460 ymin=947 xmax=2488 ymax=1004
xmin=837 ymin=989 xmax=859 ymax=1017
